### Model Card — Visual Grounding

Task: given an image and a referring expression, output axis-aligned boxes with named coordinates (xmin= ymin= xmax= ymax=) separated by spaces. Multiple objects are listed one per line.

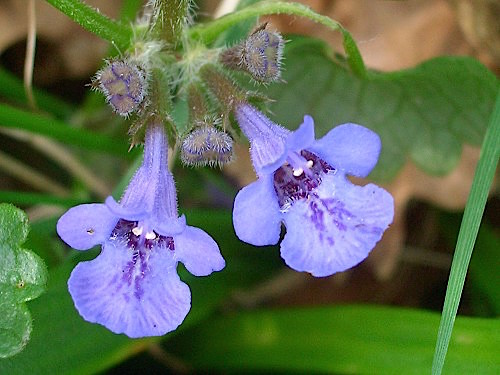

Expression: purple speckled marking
xmin=273 ymin=150 xmax=362 ymax=247
xmin=309 ymin=196 xmax=346 ymax=245
xmin=309 ymin=200 xmax=325 ymax=231
xmin=109 ymin=219 xmax=175 ymax=300
xmin=273 ymin=150 xmax=335 ymax=209
xmin=321 ymin=198 xmax=353 ymax=231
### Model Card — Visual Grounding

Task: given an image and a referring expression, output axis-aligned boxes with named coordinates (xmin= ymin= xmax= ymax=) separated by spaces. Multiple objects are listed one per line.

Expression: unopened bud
xmin=181 ymin=125 xmax=234 ymax=168
xmin=221 ymin=24 xmax=284 ymax=83
xmin=93 ymin=59 xmax=147 ymax=117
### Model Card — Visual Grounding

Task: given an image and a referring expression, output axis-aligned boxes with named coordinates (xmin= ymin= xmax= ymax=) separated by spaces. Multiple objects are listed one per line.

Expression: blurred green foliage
xmin=0 ymin=0 xmax=497 ymax=373
xmin=169 ymin=305 xmax=500 ymax=374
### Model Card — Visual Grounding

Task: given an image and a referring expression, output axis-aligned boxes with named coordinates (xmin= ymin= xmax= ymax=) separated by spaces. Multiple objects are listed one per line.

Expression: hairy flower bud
xmin=181 ymin=124 xmax=234 ymax=168
xmin=93 ymin=59 xmax=148 ymax=117
xmin=221 ymin=24 xmax=284 ymax=83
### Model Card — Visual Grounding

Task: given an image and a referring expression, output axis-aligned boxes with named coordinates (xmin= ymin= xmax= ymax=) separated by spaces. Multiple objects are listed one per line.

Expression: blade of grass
xmin=0 ymin=67 xmax=73 ymax=119
xmin=44 ymin=0 xmax=132 ymax=50
xmin=0 ymin=191 xmax=88 ymax=208
xmin=24 ymin=0 xmax=37 ymax=110
xmin=0 ymin=103 xmax=133 ymax=158
xmin=0 ymin=150 xmax=69 ymax=196
xmin=432 ymin=90 xmax=500 ymax=374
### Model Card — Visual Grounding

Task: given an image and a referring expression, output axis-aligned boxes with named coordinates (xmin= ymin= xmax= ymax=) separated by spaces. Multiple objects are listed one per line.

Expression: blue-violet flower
xmin=57 ymin=123 xmax=225 ymax=337
xmin=233 ymin=104 xmax=394 ymax=277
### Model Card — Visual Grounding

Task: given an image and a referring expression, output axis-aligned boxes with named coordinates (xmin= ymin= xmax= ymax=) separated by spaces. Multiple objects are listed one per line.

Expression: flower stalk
xmin=148 ymin=0 xmax=190 ymax=47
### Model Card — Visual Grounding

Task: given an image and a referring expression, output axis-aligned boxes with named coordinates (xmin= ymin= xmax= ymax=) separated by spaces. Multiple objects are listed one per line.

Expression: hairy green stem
xmin=149 ymin=0 xmax=189 ymax=46
xmin=188 ymin=1 xmax=367 ymax=77
xmin=44 ymin=0 xmax=132 ymax=50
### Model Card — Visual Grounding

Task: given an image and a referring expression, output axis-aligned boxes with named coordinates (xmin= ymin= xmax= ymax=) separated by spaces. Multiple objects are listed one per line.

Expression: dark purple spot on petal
xmin=273 ymin=150 xmax=335 ymax=210
xmin=310 ymin=200 xmax=325 ymax=231
xmin=109 ymin=219 xmax=176 ymax=300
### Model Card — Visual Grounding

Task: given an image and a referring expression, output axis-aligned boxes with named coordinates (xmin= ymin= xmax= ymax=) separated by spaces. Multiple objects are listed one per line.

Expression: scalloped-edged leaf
xmin=263 ymin=36 xmax=497 ymax=181
xmin=0 ymin=204 xmax=48 ymax=358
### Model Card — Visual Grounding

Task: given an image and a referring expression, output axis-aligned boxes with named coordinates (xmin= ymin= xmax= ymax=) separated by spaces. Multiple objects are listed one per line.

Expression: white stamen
xmin=293 ymin=167 xmax=304 ymax=177
xmin=145 ymin=231 xmax=156 ymax=240
xmin=306 ymin=160 xmax=314 ymax=168
xmin=132 ymin=226 xmax=143 ymax=236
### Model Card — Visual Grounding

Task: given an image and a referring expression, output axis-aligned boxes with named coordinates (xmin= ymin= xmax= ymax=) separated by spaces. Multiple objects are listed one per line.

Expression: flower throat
xmin=273 ymin=150 xmax=335 ymax=211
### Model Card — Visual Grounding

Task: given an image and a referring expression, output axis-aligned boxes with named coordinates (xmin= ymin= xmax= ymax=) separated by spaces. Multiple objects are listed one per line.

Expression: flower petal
xmin=309 ymin=123 xmax=381 ymax=178
xmin=235 ymin=104 xmax=290 ymax=176
xmin=154 ymin=214 xmax=187 ymax=236
xmin=286 ymin=115 xmax=315 ymax=152
xmin=280 ymin=174 xmax=394 ymax=277
xmin=233 ymin=177 xmax=282 ymax=246
xmin=56 ymin=204 xmax=117 ymax=250
xmin=174 ymin=226 xmax=225 ymax=276
xmin=68 ymin=241 xmax=191 ymax=338
xmin=105 ymin=197 xmax=147 ymax=221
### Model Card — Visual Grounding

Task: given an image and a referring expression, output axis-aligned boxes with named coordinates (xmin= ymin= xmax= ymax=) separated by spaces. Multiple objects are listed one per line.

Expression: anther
xmin=132 ymin=227 xmax=143 ymax=236
xmin=145 ymin=231 xmax=156 ymax=240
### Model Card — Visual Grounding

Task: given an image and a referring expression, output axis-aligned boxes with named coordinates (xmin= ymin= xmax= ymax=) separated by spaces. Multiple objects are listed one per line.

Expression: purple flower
xmin=57 ymin=123 xmax=225 ymax=338
xmin=233 ymin=104 xmax=394 ymax=277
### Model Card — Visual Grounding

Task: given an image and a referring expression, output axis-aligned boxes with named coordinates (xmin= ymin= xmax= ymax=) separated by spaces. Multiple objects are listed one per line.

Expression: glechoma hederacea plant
xmin=55 ymin=1 xmax=393 ymax=337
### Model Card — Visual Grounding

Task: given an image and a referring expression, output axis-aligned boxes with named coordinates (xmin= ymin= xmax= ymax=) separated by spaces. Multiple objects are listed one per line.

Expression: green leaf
xmin=118 ymin=0 xmax=144 ymax=23
xmin=0 ymin=209 xmax=282 ymax=373
xmin=169 ymin=305 xmax=500 ymax=374
xmin=0 ymin=204 xmax=48 ymax=358
xmin=0 ymin=103 xmax=134 ymax=159
xmin=0 ymin=191 xmax=87 ymax=208
xmin=263 ymin=36 xmax=497 ymax=181
xmin=432 ymin=90 xmax=499 ymax=375
xmin=44 ymin=0 xmax=132 ymax=51
xmin=0 ymin=67 xmax=73 ymax=119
